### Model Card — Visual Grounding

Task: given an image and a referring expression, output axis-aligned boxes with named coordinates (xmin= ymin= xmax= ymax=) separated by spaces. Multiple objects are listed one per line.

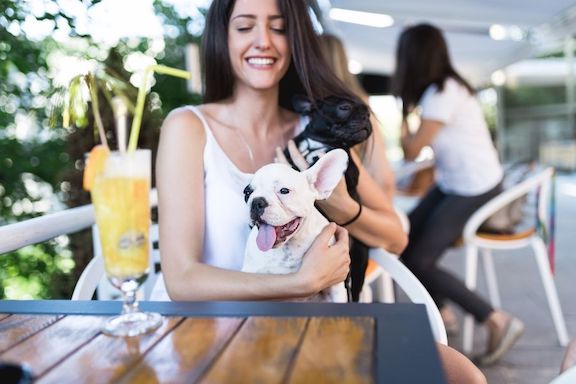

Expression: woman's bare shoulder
xmin=162 ymin=106 xmax=204 ymax=129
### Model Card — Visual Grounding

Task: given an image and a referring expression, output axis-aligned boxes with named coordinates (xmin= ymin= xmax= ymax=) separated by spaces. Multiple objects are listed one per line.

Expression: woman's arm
xmin=315 ymin=147 xmax=407 ymax=254
xmin=401 ymin=118 xmax=443 ymax=160
xmin=157 ymin=108 xmax=350 ymax=301
xmin=362 ymin=118 xmax=396 ymax=201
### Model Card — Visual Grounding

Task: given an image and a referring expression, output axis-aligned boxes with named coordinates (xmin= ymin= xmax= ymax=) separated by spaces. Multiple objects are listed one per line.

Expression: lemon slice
xmin=83 ymin=145 xmax=109 ymax=191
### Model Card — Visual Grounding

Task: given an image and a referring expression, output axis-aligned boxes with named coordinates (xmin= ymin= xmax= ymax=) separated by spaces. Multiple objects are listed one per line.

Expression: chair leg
xmin=532 ymin=237 xmax=570 ymax=346
xmin=381 ymin=271 xmax=395 ymax=303
xmin=372 ymin=271 xmax=395 ymax=303
xmin=359 ymin=284 xmax=373 ymax=303
xmin=463 ymin=245 xmax=479 ymax=355
xmin=481 ymin=248 xmax=501 ymax=308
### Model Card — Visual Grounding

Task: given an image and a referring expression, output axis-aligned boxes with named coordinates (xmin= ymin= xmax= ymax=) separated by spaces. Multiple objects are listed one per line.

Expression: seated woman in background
xmin=392 ymin=23 xmax=524 ymax=365
xmin=316 ymin=33 xmax=398 ymax=302
xmin=317 ymin=33 xmax=396 ymax=201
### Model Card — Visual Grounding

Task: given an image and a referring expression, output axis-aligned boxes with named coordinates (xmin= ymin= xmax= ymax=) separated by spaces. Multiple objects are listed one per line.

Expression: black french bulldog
xmin=286 ymin=95 xmax=371 ymax=191
xmin=284 ymin=95 xmax=372 ymax=302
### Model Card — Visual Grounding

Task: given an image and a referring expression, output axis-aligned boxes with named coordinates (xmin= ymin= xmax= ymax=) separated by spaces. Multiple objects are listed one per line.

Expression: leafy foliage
xmin=1 ymin=0 xmax=204 ymax=299
xmin=0 ymin=137 xmax=70 ymax=222
xmin=0 ymin=0 xmax=79 ymax=299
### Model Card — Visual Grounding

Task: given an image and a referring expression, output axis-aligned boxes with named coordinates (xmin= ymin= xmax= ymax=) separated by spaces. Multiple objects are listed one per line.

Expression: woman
xmin=155 ymin=2 xmax=483 ymax=382
xmin=154 ymin=0 xmax=405 ymax=302
xmin=316 ymin=33 xmax=398 ymax=301
xmin=317 ymin=33 xmax=396 ymax=201
xmin=392 ymin=23 xmax=524 ymax=365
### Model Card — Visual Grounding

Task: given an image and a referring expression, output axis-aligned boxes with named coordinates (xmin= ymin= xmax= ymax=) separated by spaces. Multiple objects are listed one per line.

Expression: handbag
xmin=479 ymin=162 xmax=535 ymax=234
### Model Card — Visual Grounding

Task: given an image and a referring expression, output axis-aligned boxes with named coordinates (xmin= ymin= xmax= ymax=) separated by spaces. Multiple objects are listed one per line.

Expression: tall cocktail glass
xmin=90 ymin=149 xmax=162 ymax=336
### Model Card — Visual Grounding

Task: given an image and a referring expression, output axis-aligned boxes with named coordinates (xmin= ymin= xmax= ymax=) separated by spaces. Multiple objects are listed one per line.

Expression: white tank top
xmin=192 ymin=105 xmax=253 ymax=270
xmin=151 ymin=106 xmax=305 ymax=300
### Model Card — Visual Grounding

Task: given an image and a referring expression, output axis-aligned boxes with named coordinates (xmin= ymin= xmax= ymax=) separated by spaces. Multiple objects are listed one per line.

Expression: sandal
xmin=475 ymin=317 xmax=525 ymax=366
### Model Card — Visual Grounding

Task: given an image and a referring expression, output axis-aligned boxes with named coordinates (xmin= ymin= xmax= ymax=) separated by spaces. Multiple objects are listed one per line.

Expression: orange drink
xmin=91 ymin=150 xmax=151 ymax=283
xmin=87 ymin=148 xmax=161 ymax=336
xmin=91 ymin=176 xmax=150 ymax=280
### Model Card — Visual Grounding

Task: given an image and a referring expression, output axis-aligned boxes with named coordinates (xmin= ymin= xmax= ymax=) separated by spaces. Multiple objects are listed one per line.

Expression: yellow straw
xmin=128 ymin=64 xmax=191 ymax=152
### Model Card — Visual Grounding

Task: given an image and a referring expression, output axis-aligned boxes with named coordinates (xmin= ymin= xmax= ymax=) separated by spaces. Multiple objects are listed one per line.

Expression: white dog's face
xmin=244 ymin=149 xmax=348 ymax=252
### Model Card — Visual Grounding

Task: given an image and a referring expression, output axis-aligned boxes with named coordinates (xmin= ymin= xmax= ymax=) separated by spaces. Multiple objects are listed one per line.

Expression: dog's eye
xmin=338 ymin=103 xmax=352 ymax=111
xmin=279 ymin=188 xmax=290 ymax=195
xmin=243 ymin=185 xmax=254 ymax=203
xmin=336 ymin=103 xmax=353 ymax=119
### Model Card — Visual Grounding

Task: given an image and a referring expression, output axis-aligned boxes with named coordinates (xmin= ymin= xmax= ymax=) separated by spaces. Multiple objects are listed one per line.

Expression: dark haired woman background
xmin=393 ymin=23 xmax=524 ymax=365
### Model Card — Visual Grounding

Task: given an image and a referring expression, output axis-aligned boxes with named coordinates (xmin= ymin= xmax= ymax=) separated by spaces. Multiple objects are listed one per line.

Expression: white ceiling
xmin=320 ymin=0 xmax=576 ymax=85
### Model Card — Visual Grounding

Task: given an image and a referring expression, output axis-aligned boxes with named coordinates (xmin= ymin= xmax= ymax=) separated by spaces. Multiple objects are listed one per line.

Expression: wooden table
xmin=0 ymin=301 xmax=446 ymax=383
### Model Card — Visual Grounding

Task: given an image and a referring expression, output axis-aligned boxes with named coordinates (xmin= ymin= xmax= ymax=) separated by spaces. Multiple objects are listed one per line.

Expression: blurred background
xmin=1 ymin=0 xmax=575 ymax=299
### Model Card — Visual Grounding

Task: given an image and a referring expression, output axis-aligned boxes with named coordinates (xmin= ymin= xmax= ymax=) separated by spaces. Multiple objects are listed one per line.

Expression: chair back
xmin=369 ymin=248 xmax=448 ymax=345
xmin=463 ymin=167 xmax=555 ymax=247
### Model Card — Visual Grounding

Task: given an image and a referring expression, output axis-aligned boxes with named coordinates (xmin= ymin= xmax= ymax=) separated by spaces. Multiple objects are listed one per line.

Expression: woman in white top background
xmin=393 ymin=23 xmax=524 ymax=365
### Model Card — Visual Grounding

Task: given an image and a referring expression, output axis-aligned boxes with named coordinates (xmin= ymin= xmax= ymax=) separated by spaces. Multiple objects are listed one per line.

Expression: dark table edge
xmin=0 ymin=300 xmax=419 ymax=316
xmin=0 ymin=300 xmax=447 ymax=383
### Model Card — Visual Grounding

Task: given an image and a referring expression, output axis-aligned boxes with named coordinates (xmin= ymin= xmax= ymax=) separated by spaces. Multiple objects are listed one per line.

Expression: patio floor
xmin=429 ymin=172 xmax=576 ymax=383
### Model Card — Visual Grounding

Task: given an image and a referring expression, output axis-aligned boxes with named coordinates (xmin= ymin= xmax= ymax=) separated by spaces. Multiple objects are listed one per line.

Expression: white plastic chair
xmin=368 ymin=248 xmax=447 ymax=345
xmin=364 ymin=208 xmax=410 ymax=304
xmin=461 ymin=167 xmax=569 ymax=354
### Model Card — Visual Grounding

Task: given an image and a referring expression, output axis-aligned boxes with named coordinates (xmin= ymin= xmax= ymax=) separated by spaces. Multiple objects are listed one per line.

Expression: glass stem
xmin=122 ymin=289 xmax=139 ymax=314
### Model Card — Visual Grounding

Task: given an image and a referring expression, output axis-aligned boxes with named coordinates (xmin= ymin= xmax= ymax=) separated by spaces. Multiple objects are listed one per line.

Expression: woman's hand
xmin=296 ymin=223 xmax=350 ymax=295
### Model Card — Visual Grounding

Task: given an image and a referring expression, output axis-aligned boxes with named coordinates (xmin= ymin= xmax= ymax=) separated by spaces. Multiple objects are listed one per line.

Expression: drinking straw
xmin=84 ymin=74 xmax=109 ymax=149
xmin=128 ymin=65 xmax=191 ymax=152
xmin=111 ymin=96 xmax=128 ymax=153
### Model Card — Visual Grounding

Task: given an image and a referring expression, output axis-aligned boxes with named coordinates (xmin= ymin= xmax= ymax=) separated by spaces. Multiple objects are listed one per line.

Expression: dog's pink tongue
xmin=256 ymin=223 xmax=276 ymax=252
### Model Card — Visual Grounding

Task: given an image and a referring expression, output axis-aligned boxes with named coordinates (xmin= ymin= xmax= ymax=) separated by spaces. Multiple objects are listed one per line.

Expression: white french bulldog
xmin=242 ymin=148 xmax=349 ymax=302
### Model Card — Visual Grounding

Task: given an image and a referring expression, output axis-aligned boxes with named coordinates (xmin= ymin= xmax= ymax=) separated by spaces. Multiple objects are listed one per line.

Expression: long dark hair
xmin=391 ymin=23 xmax=474 ymax=117
xmin=202 ymin=0 xmax=363 ymax=110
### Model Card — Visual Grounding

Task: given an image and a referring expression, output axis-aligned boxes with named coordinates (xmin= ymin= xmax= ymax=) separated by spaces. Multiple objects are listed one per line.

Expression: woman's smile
xmin=246 ymin=56 xmax=277 ymax=68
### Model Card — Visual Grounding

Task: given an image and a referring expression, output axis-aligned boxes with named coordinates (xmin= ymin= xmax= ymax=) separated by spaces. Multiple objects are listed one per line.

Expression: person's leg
xmin=405 ymin=185 xmax=445 ymax=246
xmin=404 ymin=187 xmax=456 ymax=315
xmin=403 ymin=184 xmax=524 ymax=364
xmin=438 ymin=343 xmax=487 ymax=384
xmin=405 ymin=188 xmax=465 ymax=333
xmin=401 ymin=188 xmax=497 ymax=322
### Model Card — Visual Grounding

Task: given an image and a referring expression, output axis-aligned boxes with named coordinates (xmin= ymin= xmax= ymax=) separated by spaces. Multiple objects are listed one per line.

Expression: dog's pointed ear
xmin=304 ymin=149 xmax=348 ymax=200
xmin=292 ymin=95 xmax=313 ymax=114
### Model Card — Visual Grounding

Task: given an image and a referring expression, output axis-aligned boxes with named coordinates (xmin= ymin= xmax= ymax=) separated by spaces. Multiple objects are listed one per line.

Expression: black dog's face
xmin=294 ymin=96 xmax=372 ymax=148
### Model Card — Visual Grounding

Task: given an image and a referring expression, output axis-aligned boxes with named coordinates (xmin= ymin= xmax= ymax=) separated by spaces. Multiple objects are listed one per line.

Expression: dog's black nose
xmin=250 ymin=197 xmax=268 ymax=221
